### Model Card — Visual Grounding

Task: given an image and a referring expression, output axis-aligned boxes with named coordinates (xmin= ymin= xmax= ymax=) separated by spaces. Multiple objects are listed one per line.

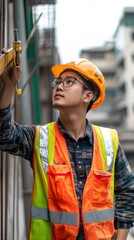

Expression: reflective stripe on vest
xmin=92 ymin=125 xmax=118 ymax=173
xmin=84 ymin=208 xmax=114 ymax=224
xmin=39 ymin=125 xmax=49 ymax=173
xmin=100 ymin=127 xmax=114 ymax=172
xmin=32 ymin=206 xmax=78 ymax=225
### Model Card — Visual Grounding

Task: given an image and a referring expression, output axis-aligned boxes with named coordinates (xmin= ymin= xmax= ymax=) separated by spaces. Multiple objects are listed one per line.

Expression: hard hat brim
xmin=52 ymin=63 xmax=88 ymax=79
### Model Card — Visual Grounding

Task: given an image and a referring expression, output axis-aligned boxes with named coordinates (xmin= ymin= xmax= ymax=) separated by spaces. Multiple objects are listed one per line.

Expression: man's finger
xmin=1 ymin=48 xmax=8 ymax=54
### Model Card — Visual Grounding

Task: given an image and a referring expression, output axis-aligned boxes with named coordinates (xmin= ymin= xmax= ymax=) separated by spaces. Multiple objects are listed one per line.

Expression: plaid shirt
xmin=0 ymin=106 xmax=134 ymax=239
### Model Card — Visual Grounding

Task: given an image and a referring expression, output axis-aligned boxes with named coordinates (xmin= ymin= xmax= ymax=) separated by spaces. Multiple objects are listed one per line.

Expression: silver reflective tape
xmin=40 ymin=125 xmax=48 ymax=173
xmin=32 ymin=206 xmax=78 ymax=226
xmin=32 ymin=206 xmax=49 ymax=220
xmin=84 ymin=208 xmax=114 ymax=224
xmin=100 ymin=127 xmax=114 ymax=172
xmin=50 ymin=211 xmax=78 ymax=225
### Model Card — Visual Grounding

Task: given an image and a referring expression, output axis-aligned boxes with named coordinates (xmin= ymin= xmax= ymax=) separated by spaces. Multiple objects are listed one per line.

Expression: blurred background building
xmin=0 ymin=1 xmax=133 ymax=239
xmin=80 ymin=7 xmax=134 ymax=172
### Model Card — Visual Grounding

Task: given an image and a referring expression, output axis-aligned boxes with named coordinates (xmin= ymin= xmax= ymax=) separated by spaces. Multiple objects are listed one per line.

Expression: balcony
xmin=29 ymin=0 xmax=56 ymax=5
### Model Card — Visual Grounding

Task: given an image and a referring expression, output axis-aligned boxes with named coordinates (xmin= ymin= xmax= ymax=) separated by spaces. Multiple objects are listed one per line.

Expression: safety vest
xmin=28 ymin=122 xmax=119 ymax=240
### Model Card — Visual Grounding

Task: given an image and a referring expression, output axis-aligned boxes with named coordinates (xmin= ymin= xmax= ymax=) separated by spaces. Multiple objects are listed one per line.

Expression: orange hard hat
xmin=52 ymin=58 xmax=105 ymax=109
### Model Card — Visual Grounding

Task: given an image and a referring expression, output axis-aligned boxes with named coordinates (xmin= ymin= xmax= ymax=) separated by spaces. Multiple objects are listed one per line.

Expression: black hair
xmin=74 ymin=72 xmax=100 ymax=112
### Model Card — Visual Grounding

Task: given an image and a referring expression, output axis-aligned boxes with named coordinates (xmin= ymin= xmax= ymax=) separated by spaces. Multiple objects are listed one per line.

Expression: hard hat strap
xmin=86 ymin=100 xmax=94 ymax=112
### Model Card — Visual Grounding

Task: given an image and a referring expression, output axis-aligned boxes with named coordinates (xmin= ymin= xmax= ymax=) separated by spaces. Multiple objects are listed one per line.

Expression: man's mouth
xmin=54 ymin=93 xmax=64 ymax=98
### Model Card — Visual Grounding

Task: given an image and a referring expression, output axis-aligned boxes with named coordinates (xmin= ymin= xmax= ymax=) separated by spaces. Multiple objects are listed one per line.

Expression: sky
xmin=56 ymin=0 xmax=134 ymax=63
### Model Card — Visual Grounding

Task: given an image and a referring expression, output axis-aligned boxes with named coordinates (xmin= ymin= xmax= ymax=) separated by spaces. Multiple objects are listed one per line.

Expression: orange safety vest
xmin=29 ymin=122 xmax=119 ymax=240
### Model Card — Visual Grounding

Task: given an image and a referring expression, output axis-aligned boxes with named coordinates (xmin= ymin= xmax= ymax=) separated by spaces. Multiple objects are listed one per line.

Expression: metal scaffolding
xmin=0 ymin=0 xmax=59 ymax=239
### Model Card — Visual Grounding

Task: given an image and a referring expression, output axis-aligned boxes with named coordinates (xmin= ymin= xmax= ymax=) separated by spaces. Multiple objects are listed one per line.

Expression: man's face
xmin=52 ymin=70 xmax=89 ymax=111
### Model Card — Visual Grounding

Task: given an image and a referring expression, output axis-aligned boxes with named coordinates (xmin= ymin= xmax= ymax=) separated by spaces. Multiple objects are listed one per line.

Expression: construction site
xmin=0 ymin=0 xmax=134 ymax=239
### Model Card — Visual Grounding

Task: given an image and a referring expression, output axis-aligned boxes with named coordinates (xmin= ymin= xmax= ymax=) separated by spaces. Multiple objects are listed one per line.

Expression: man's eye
xmin=56 ymin=80 xmax=61 ymax=85
xmin=66 ymin=79 xmax=73 ymax=84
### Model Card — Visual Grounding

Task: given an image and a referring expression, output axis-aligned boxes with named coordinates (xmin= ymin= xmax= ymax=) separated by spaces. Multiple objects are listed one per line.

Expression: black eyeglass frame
xmin=51 ymin=76 xmax=89 ymax=90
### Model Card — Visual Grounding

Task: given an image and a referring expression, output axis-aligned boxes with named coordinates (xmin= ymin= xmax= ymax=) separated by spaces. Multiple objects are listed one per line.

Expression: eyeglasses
xmin=51 ymin=76 xmax=88 ymax=89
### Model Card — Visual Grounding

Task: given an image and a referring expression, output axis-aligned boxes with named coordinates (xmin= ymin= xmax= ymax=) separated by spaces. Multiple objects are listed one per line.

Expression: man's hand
xmin=115 ymin=228 xmax=129 ymax=240
xmin=0 ymin=48 xmax=22 ymax=109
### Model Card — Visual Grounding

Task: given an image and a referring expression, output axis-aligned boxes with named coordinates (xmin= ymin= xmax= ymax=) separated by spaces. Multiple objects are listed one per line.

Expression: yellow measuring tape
xmin=0 ymin=29 xmax=22 ymax=95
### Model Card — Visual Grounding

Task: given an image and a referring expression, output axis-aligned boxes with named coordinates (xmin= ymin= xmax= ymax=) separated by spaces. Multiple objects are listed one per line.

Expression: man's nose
xmin=57 ymin=81 xmax=64 ymax=89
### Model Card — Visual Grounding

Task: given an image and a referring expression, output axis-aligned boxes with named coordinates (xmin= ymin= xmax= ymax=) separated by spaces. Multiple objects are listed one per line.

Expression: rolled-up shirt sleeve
xmin=0 ymin=105 xmax=36 ymax=164
xmin=114 ymin=143 xmax=134 ymax=229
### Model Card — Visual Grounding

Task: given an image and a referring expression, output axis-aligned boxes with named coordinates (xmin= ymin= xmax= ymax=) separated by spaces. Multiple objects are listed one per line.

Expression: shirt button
xmin=77 ymin=145 xmax=79 ymax=149
xmin=79 ymin=181 xmax=82 ymax=184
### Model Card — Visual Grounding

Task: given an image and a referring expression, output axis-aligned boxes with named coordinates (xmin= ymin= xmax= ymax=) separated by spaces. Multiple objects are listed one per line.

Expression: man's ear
xmin=83 ymin=90 xmax=94 ymax=104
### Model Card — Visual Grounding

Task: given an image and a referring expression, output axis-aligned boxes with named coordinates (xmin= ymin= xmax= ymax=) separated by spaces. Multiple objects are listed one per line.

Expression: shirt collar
xmin=56 ymin=118 xmax=93 ymax=145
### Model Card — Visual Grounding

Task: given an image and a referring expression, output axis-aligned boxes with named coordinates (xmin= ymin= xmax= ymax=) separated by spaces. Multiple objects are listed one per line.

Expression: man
xmin=0 ymin=57 xmax=134 ymax=240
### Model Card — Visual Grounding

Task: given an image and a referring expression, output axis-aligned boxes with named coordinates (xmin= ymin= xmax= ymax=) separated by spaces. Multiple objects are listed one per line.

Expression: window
xmin=120 ymin=83 xmax=126 ymax=94
xmin=131 ymin=54 xmax=134 ymax=62
xmin=103 ymin=72 xmax=115 ymax=79
xmin=120 ymin=107 xmax=127 ymax=118
xmin=118 ymin=58 xmax=125 ymax=68
xmin=124 ymin=13 xmax=134 ymax=27
xmin=106 ymin=89 xmax=116 ymax=98
xmin=89 ymin=52 xmax=104 ymax=59
xmin=131 ymin=32 xmax=134 ymax=41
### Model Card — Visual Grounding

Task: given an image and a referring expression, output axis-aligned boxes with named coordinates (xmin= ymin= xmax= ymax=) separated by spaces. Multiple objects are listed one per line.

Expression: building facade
xmin=80 ymin=7 xmax=134 ymax=172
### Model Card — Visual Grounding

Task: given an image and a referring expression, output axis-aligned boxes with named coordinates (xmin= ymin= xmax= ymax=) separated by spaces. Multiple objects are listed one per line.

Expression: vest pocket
xmin=47 ymin=165 xmax=71 ymax=200
xmin=91 ymin=170 xmax=112 ymax=203
xmin=87 ymin=221 xmax=114 ymax=240
xmin=51 ymin=223 xmax=77 ymax=240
